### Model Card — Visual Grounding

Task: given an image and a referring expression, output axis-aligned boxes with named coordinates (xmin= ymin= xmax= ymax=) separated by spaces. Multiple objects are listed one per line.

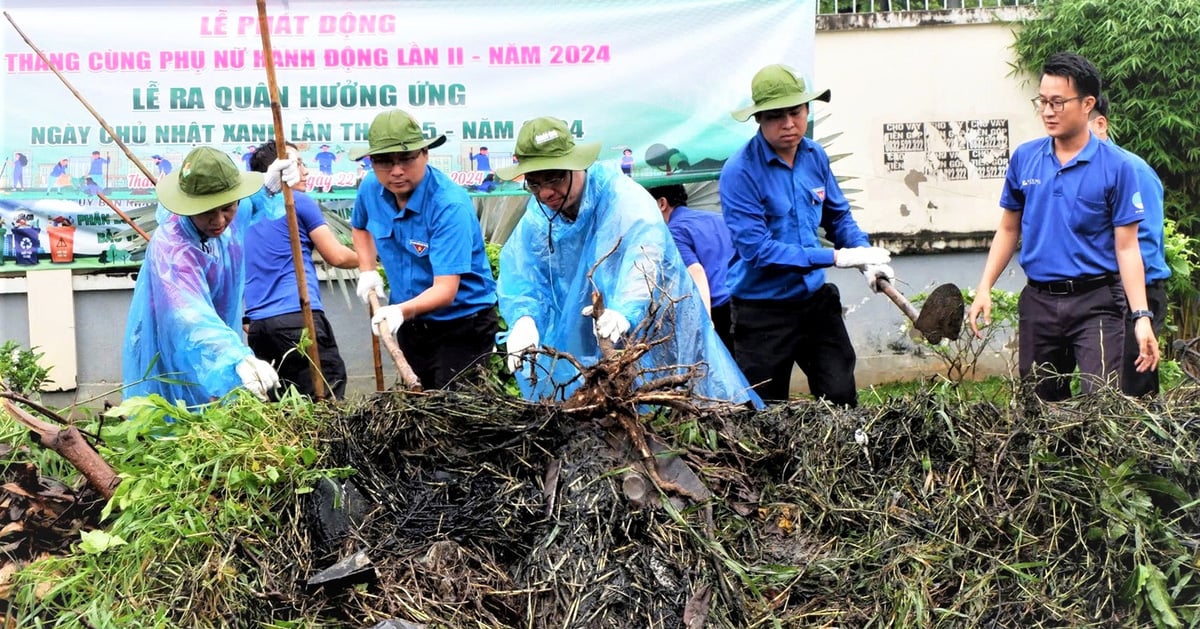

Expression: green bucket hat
xmin=731 ymin=64 xmax=831 ymax=123
xmin=495 ymin=117 xmax=601 ymax=181
xmin=350 ymin=109 xmax=447 ymax=160
xmin=155 ymin=147 xmax=264 ymax=217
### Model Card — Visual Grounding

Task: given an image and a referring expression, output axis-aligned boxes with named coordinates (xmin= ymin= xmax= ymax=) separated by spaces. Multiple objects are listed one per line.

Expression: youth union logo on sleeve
xmin=812 ymin=186 xmax=826 ymax=201
xmin=1132 ymin=191 xmax=1145 ymax=211
xmin=410 ymin=240 xmax=429 ymax=255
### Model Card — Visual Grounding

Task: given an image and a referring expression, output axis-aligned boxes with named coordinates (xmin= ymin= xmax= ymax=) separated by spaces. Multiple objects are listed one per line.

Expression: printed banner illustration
xmin=0 ymin=0 xmax=816 ymax=270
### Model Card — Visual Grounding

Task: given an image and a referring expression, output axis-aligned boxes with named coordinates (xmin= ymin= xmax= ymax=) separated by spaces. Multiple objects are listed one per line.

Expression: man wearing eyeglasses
xmin=720 ymin=64 xmax=893 ymax=407
xmin=1087 ymin=95 xmax=1169 ymax=397
xmin=351 ymin=109 xmax=498 ymax=390
xmin=494 ymin=116 xmax=760 ymax=407
xmin=967 ymin=52 xmax=1158 ymax=400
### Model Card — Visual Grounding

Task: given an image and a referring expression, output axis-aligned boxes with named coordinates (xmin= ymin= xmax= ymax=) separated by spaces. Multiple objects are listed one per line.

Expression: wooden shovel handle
xmin=368 ymin=292 xmax=423 ymax=391
xmin=876 ymin=278 xmax=920 ymax=324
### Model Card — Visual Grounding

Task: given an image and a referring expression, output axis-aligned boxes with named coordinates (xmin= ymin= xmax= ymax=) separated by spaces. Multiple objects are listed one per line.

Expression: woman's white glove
xmin=862 ymin=264 xmax=896 ymax=293
xmin=581 ymin=306 xmax=631 ymax=343
xmin=263 ymin=154 xmax=301 ymax=193
xmin=505 ymin=316 xmax=539 ymax=374
xmin=833 ymin=246 xmax=891 ymax=268
xmin=356 ymin=270 xmax=386 ymax=305
xmin=370 ymin=304 xmax=404 ymax=336
xmin=236 ymin=356 xmax=279 ymax=401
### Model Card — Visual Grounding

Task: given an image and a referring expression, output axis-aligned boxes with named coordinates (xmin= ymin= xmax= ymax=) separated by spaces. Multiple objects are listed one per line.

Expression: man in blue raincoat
xmin=495 ymin=117 xmax=760 ymax=407
xmin=122 ymin=146 xmax=299 ymax=407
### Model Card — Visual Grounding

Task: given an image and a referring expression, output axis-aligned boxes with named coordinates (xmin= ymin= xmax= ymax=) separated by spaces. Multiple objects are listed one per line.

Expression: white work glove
xmin=862 ymin=264 xmax=896 ymax=293
xmin=263 ymin=154 xmax=301 ymax=193
xmin=235 ymin=356 xmax=279 ymax=401
xmin=581 ymin=306 xmax=631 ymax=343
xmin=505 ymin=316 xmax=540 ymax=374
xmin=370 ymin=304 xmax=404 ymax=336
xmin=833 ymin=246 xmax=891 ymax=269
xmin=356 ymin=270 xmax=386 ymax=305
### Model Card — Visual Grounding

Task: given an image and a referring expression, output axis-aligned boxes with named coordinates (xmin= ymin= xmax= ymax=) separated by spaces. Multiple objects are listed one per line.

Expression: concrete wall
xmin=1 ymin=8 xmax=1041 ymax=408
xmin=815 ymin=7 xmax=1040 ymax=245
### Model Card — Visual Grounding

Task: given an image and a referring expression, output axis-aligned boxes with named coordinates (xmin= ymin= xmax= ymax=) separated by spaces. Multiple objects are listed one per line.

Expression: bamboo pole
xmin=4 ymin=12 xmax=157 ymax=184
xmin=256 ymin=0 xmax=325 ymax=400
xmin=94 ymin=191 xmax=151 ymax=242
xmin=371 ymin=312 xmax=385 ymax=391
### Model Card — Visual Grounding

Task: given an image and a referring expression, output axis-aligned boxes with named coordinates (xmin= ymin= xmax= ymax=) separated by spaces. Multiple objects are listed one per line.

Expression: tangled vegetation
xmin=0 ymin=377 xmax=1197 ymax=626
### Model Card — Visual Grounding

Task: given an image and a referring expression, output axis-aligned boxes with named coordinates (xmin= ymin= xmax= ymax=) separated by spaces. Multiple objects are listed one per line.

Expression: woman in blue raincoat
xmin=495 ymin=117 xmax=760 ymax=408
xmin=122 ymin=146 xmax=298 ymax=407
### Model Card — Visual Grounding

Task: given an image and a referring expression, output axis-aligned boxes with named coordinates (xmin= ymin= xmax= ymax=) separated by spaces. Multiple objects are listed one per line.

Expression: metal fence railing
xmin=819 ymin=0 xmax=1037 ymax=14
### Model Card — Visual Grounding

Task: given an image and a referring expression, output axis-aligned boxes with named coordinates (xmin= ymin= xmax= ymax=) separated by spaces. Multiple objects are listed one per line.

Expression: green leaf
xmin=79 ymin=530 xmax=128 ymax=555
xmin=1144 ymin=563 xmax=1183 ymax=628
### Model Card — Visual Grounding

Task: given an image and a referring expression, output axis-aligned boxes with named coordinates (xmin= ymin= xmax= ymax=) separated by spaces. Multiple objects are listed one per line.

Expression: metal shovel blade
xmin=914 ymin=283 xmax=965 ymax=344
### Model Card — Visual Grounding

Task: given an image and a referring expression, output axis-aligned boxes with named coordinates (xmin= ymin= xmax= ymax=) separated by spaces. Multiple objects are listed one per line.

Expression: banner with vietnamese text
xmin=0 ymin=0 xmax=816 ymax=269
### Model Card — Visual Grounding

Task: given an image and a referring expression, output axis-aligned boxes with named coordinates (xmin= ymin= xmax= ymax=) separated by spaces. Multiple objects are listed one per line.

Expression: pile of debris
xmin=247 ymin=381 xmax=1200 ymax=628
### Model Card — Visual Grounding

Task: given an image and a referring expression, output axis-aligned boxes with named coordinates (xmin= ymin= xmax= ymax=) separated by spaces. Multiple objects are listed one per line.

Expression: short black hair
xmin=645 ymin=184 xmax=687 ymax=208
xmin=1042 ymin=52 xmax=1102 ymax=101
xmin=1091 ymin=94 xmax=1109 ymax=119
xmin=249 ymin=141 xmax=298 ymax=173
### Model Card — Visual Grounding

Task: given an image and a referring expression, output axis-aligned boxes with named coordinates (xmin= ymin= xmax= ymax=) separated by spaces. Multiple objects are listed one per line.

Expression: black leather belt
xmin=1027 ymin=274 xmax=1117 ymax=295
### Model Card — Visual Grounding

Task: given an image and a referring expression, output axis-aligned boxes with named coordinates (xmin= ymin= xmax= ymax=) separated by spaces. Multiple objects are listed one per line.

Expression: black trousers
xmin=1018 ymin=282 xmax=1125 ymax=401
xmin=247 ymin=310 xmax=347 ymax=400
xmin=711 ymin=301 xmax=733 ymax=356
xmin=1121 ymin=280 xmax=1168 ymax=397
xmin=394 ymin=307 xmax=499 ymax=390
xmin=732 ymin=284 xmax=857 ymax=406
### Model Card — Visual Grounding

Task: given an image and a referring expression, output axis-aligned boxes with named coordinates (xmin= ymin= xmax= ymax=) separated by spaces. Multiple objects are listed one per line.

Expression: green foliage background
xmin=1011 ymin=0 xmax=1200 ymax=236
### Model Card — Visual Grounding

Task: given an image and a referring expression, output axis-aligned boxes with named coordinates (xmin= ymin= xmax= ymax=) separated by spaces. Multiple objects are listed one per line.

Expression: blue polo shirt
xmin=720 ymin=133 xmax=869 ymax=301
xmin=1000 ymin=135 xmax=1144 ymax=282
xmin=471 ymin=151 xmax=491 ymax=172
xmin=315 ymin=150 xmax=336 ymax=174
xmin=88 ymin=156 xmax=108 ymax=177
xmin=1111 ymin=142 xmax=1169 ymax=283
xmin=244 ymin=190 xmax=326 ymax=320
xmin=351 ymin=167 xmax=496 ymax=320
xmin=667 ymin=205 xmax=733 ymax=308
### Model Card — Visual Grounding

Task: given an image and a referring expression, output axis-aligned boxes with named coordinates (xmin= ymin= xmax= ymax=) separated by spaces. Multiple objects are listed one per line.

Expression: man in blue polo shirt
xmin=314 ymin=144 xmax=337 ymax=175
xmin=721 ymin=64 xmax=893 ymax=406
xmin=245 ymin=141 xmax=359 ymax=400
xmin=469 ymin=146 xmax=491 ymax=173
xmin=88 ymin=150 xmax=108 ymax=181
xmin=152 ymin=155 xmax=172 ymax=177
xmin=1087 ymin=95 xmax=1169 ymax=396
xmin=967 ymin=52 xmax=1158 ymax=400
xmin=351 ymin=109 xmax=498 ymax=390
xmin=646 ymin=183 xmax=735 ymax=353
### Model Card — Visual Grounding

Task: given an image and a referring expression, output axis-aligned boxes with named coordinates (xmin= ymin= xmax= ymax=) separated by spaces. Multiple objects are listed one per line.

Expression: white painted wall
xmin=814 ymin=9 xmax=1041 ymax=240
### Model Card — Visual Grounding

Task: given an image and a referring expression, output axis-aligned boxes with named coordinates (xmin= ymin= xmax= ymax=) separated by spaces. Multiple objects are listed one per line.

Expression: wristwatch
xmin=1131 ymin=309 xmax=1154 ymax=322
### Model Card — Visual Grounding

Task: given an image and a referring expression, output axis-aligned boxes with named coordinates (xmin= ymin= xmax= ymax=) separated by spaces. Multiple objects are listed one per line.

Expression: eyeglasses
xmin=1031 ymin=96 xmax=1084 ymax=113
xmin=523 ymin=173 xmax=566 ymax=194
xmin=371 ymin=152 xmax=423 ymax=168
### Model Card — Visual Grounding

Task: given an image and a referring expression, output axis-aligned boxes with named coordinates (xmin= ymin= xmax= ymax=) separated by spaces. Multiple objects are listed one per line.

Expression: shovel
xmin=875 ymin=279 xmax=964 ymax=344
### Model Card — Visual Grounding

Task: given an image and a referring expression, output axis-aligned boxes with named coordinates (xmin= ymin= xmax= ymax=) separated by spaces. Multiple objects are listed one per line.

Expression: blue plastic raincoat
xmin=498 ymin=165 xmax=761 ymax=407
xmin=122 ymin=190 xmax=279 ymax=408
